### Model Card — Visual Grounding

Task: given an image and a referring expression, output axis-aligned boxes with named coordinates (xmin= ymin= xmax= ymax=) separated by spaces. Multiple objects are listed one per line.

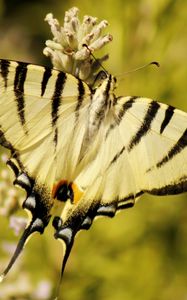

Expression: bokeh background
xmin=0 ymin=0 xmax=187 ymax=299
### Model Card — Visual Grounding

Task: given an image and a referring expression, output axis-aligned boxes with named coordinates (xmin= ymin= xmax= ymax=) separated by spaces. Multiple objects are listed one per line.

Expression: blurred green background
xmin=0 ymin=0 xmax=187 ymax=299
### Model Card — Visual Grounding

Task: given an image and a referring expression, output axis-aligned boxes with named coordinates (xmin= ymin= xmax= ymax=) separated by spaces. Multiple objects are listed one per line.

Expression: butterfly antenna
xmin=0 ymin=224 xmax=33 ymax=282
xmin=118 ymin=61 xmax=160 ymax=78
xmin=82 ymin=44 xmax=108 ymax=74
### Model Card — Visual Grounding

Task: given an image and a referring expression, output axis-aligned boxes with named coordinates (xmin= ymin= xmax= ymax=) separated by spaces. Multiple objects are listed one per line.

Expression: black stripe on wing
xmin=117 ymin=176 xmax=187 ymax=210
xmin=41 ymin=67 xmax=52 ymax=97
xmin=160 ymin=105 xmax=175 ymax=134
xmin=7 ymin=159 xmax=20 ymax=177
xmin=0 ymin=126 xmax=26 ymax=172
xmin=156 ymin=128 xmax=187 ymax=168
xmin=117 ymin=191 xmax=143 ymax=210
xmin=107 ymin=145 xmax=126 ymax=169
xmin=0 ymin=59 xmax=10 ymax=88
xmin=117 ymin=97 xmax=137 ymax=122
xmin=117 ymin=201 xmax=135 ymax=210
xmin=75 ymin=79 xmax=85 ymax=120
xmin=0 ymin=127 xmax=13 ymax=150
xmin=51 ymin=72 xmax=67 ymax=146
xmin=105 ymin=96 xmax=138 ymax=139
xmin=148 ymin=176 xmax=187 ymax=195
xmin=14 ymin=62 xmax=29 ymax=131
xmin=128 ymin=101 xmax=160 ymax=151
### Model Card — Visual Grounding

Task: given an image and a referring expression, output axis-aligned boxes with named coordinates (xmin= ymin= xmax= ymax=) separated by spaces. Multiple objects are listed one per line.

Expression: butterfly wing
xmin=0 ymin=60 xmax=91 ymax=184
xmin=0 ymin=59 xmax=91 ymax=278
xmin=113 ymin=96 xmax=187 ymax=196
xmin=59 ymin=95 xmax=187 ymax=233
xmin=51 ymin=93 xmax=187 ymax=279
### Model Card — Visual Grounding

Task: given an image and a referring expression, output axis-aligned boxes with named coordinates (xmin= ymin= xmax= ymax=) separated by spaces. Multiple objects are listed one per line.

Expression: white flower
xmin=32 ymin=280 xmax=52 ymax=300
xmin=9 ymin=216 xmax=27 ymax=236
xmin=43 ymin=7 xmax=113 ymax=86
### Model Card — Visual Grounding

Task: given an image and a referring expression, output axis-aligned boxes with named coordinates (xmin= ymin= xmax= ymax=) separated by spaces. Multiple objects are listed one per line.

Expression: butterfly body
xmin=86 ymin=74 xmax=115 ymax=140
xmin=0 ymin=59 xmax=187 ymax=279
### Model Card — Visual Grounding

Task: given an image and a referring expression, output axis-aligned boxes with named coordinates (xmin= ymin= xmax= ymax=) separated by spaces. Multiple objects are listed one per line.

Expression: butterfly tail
xmin=0 ymin=222 xmax=36 ymax=281
xmin=52 ymin=216 xmax=76 ymax=298
xmin=0 ymin=170 xmax=52 ymax=281
xmin=53 ymin=216 xmax=75 ymax=275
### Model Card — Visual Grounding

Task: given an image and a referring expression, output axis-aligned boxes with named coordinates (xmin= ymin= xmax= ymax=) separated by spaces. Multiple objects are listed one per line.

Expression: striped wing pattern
xmin=77 ymin=97 xmax=187 ymax=207
xmin=70 ymin=96 xmax=187 ymax=231
xmin=0 ymin=59 xmax=187 ymax=280
xmin=0 ymin=59 xmax=92 ymax=279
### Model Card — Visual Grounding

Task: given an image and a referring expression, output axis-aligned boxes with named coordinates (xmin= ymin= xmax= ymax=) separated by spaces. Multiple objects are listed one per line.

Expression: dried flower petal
xmin=44 ymin=7 xmax=113 ymax=86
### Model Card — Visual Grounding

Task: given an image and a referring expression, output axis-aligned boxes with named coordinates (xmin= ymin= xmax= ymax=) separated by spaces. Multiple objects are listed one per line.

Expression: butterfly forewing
xmin=0 ymin=59 xmax=91 ymax=186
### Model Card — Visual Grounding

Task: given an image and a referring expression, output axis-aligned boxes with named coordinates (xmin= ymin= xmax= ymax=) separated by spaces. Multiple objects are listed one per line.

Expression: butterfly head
xmin=93 ymin=70 xmax=117 ymax=92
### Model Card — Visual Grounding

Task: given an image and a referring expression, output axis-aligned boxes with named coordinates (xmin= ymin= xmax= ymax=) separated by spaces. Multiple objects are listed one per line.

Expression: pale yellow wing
xmin=0 ymin=59 xmax=91 ymax=279
xmin=61 ymin=96 xmax=187 ymax=230
xmin=0 ymin=60 xmax=91 ymax=186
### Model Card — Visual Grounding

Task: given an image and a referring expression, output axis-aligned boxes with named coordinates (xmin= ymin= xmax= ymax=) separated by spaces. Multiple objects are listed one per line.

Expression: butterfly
xmin=0 ymin=59 xmax=187 ymax=281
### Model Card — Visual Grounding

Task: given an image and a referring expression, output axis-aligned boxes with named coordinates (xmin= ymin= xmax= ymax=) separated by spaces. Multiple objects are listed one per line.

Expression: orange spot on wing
xmin=52 ymin=180 xmax=67 ymax=199
xmin=70 ymin=182 xmax=84 ymax=204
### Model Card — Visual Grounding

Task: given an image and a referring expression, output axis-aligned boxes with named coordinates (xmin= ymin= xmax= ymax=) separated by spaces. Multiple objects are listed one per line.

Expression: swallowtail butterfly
xmin=0 ymin=59 xmax=187 ymax=281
